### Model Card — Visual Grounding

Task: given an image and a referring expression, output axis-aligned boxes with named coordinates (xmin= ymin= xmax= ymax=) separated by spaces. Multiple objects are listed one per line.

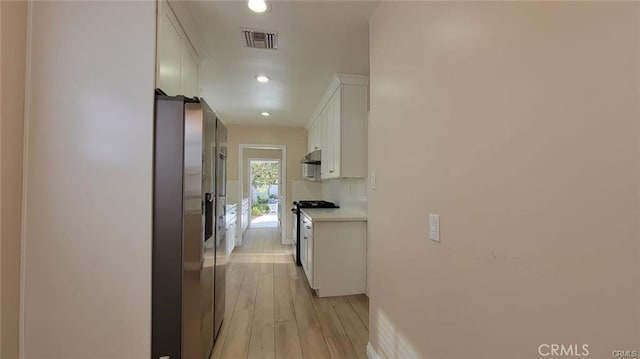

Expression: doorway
xmin=248 ymin=159 xmax=280 ymax=229
xmin=238 ymin=144 xmax=287 ymax=246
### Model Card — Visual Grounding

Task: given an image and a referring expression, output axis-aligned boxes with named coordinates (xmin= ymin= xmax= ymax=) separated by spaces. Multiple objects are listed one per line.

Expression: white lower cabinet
xmin=291 ymin=212 xmax=297 ymax=244
xmin=301 ymin=216 xmax=313 ymax=284
xmin=226 ymin=204 xmax=238 ymax=256
xmin=301 ymin=213 xmax=366 ymax=297
xmin=300 ymin=232 xmax=307 ymax=274
xmin=242 ymin=197 xmax=249 ymax=233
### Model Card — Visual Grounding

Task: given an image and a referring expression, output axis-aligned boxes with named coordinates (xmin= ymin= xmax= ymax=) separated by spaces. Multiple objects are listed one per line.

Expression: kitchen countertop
xmin=300 ymin=208 xmax=367 ymax=222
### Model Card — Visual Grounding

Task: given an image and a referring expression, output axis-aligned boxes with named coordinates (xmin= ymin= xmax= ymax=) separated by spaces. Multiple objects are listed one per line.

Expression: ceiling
xmin=178 ymin=0 xmax=377 ymax=127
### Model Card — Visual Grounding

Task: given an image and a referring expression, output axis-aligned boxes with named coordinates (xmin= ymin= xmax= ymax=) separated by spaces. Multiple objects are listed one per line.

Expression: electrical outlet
xmin=370 ymin=172 xmax=376 ymax=190
xmin=429 ymin=214 xmax=440 ymax=242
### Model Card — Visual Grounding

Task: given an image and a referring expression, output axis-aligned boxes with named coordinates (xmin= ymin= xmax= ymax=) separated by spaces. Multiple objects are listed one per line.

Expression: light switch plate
xmin=370 ymin=172 xmax=376 ymax=190
xmin=429 ymin=214 xmax=440 ymax=242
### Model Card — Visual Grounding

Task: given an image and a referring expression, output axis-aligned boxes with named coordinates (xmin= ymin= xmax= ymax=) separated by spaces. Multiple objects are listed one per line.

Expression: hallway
xmin=211 ymin=228 xmax=369 ymax=359
xmin=250 ymin=213 xmax=279 ymax=229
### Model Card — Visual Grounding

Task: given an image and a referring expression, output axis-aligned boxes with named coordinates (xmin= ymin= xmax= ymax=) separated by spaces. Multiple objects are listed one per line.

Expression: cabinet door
xmin=318 ymin=110 xmax=326 ymax=151
xmin=291 ymin=212 xmax=298 ymax=245
xmin=312 ymin=122 xmax=317 ymax=152
xmin=300 ymin=228 xmax=307 ymax=269
xmin=305 ymin=231 xmax=313 ymax=287
xmin=156 ymin=3 xmax=182 ymax=96
xmin=319 ymin=107 xmax=330 ymax=179
xmin=243 ymin=209 xmax=249 ymax=230
xmin=226 ymin=222 xmax=235 ymax=256
xmin=308 ymin=120 xmax=317 ymax=153
xmin=180 ymin=42 xmax=198 ymax=98
xmin=326 ymin=88 xmax=342 ymax=178
xmin=234 ymin=219 xmax=239 ymax=243
xmin=339 ymin=84 xmax=368 ymax=178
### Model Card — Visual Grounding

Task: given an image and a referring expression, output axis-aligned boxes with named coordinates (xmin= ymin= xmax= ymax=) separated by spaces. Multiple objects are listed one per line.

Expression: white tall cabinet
xmin=307 ymin=74 xmax=368 ymax=179
xmin=156 ymin=1 xmax=199 ymax=97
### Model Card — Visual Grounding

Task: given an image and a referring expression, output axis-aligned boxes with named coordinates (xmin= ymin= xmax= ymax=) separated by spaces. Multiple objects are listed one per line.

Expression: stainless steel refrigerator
xmin=152 ymin=94 xmax=227 ymax=359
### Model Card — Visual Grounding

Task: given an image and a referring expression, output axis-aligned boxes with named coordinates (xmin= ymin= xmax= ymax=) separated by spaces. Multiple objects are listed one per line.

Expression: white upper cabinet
xmin=308 ymin=107 xmax=326 ymax=154
xmin=308 ymin=118 xmax=320 ymax=153
xmin=307 ymin=74 xmax=368 ymax=180
xmin=157 ymin=3 xmax=182 ymax=96
xmin=325 ymin=88 xmax=342 ymax=178
xmin=156 ymin=1 xmax=199 ymax=97
xmin=180 ymin=42 xmax=199 ymax=98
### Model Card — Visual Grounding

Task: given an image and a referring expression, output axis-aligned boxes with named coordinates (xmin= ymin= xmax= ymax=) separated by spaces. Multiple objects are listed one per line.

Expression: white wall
xmin=22 ymin=2 xmax=156 ymax=358
xmin=0 ymin=1 xmax=28 ymax=357
xmin=369 ymin=2 xmax=639 ymax=358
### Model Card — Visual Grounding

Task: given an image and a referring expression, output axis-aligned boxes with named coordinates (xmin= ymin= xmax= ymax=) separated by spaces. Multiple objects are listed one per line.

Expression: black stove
xmin=295 ymin=200 xmax=340 ymax=209
xmin=291 ymin=200 xmax=338 ymax=265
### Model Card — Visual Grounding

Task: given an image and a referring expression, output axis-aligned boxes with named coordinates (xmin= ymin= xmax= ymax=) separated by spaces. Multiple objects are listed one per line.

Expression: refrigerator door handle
xmin=205 ymin=193 xmax=214 ymax=240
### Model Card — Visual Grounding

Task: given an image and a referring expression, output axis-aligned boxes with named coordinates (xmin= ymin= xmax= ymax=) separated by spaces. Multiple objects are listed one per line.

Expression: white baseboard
xmin=282 ymin=238 xmax=294 ymax=245
xmin=367 ymin=342 xmax=380 ymax=359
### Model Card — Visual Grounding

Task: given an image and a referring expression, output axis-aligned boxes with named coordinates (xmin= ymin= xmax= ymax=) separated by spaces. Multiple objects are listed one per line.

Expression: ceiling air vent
xmin=242 ymin=29 xmax=278 ymax=50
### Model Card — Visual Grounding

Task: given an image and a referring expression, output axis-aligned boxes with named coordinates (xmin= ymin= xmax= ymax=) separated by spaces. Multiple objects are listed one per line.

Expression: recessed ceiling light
xmin=248 ymin=0 xmax=268 ymax=13
xmin=256 ymin=75 xmax=270 ymax=83
xmin=261 ymin=112 xmax=270 ymax=117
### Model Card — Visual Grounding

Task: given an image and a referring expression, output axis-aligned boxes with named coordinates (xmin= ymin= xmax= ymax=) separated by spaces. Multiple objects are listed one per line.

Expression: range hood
xmin=302 ymin=149 xmax=321 ymax=164
xmin=302 ymin=150 xmax=321 ymax=181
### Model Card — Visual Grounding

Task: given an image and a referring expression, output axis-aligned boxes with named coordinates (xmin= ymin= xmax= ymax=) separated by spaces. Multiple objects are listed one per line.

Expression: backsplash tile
xmin=322 ymin=178 xmax=367 ymax=211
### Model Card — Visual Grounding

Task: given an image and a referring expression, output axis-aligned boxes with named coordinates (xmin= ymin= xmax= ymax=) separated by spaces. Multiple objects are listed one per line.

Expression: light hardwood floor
xmin=211 ymin=228 xmax=369 ymax=359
